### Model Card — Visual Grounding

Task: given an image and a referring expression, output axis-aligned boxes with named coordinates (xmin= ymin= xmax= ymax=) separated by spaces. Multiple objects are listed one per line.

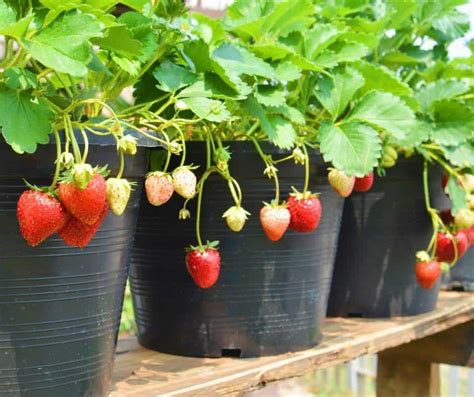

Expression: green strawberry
xmin=222 ymin=205 xmax=250 ymax=232
xmin=106 ymin=178 xmax=132 ymax=216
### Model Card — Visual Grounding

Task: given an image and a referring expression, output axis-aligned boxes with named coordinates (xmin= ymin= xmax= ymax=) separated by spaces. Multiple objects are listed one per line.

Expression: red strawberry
xmin=415 ymin=260 xmax=441 ymax=289
xmin=17 ymin=190 xmax=70 ymax=247
xmin=441 ymin=174 xmax=449 ymax=191
xmin=186 ymin=246 xmax=221 ymax=288
xmin=145 ymin=172 xmax=174 ymax=206
xmin=260 ymin=204 xmax=291 ymax=241
xmin=464 ymin=227 xmax=474 ymax=245
xmin=328 ymin=169 xmax=355 ymax=198
xmin=439 ymin=209 xmax=454 ymax=225
xmin=59 ymin=173 xmax=107 ymax=225
xmin=354 ymin=172 xmax=375 ymax=192
xmin=436 ymin=231 xmax=469 ymax=262
xmin=59 ymin=203 xmax=109 ymax=248
xmin=287 ymin=192 xmax=322 ymax=233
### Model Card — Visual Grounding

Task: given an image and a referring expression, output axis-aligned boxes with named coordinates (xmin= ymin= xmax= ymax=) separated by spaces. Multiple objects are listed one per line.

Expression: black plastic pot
xmin=130 ymin=141 xmax=344 ymax=358
xmin=327 ymin=158 xmax=442 ymax=318
xmin=442 ymin=251 xmax=474 ymax=291
xmin=0 ymin=134 xmax=151 ymax=397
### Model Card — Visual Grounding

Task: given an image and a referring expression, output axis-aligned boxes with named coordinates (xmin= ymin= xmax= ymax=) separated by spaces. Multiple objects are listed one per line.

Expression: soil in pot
xmin=130 ymin=141 xmax=344 ymax=358
xmin=327 ymin=158 xmax=442 ymax=318
xmin=0 ymin=135 xmax=151 ymax=397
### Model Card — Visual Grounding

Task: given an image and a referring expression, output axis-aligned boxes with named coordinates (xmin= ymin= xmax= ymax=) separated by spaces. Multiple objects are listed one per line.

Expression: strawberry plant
xmin=0 ymin=0 xmax=194 ymax=247
xmin=126 ymin=0 xmax=473 ymax=288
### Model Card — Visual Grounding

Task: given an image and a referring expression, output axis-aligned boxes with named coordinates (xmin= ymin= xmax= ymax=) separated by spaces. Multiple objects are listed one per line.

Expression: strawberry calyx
xmin=59 ymin=164 xmax=109 ymax=189
xmin=289 ymin=187 xmax=320 ymax=200
xmin=146 ymin=170 xmax=171 ymax=179
xmin=263 ymin=200 xmax=287 ymax=209
xmin=23 ymin=180 xmax=58 ymax=196
xmin=415 ymin=250 xmax=432 ymax=263
xmin=186 ymin=240 xmax=220 ymax=253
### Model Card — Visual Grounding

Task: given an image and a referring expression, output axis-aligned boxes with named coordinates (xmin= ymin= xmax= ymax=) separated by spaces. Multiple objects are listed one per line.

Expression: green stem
xmin=65 ymin=116 xmax=82 ymax=163
xmin=54 ymin=71 xmax=74 ymax=98
xmin=78 ymin=127 xmax=89 ymax=163
xmin=117 ymin=151 xmax=125 ymax=179
xmin=49 ymin=129 xmax=62 ymax=190
xmin=423 ymin=161 xmax=438 ymax=257
xmin=302 ymin=144 xmax=310 ymax=193
xmin=195 ymin=168 xmax=216 ymax=250
xmin=162 ymin=133 xmax=172 ymax=173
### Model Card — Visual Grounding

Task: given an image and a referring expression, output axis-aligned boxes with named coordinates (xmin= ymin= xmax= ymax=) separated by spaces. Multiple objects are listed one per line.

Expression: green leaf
xmin=267 ymin=104 xmax=305 ymax=125
xmin=319 ymin=121 xmax=382 ymax=176
xmin=152 ymin=60 xmax=198 ymax=93
xmin=242 ymin=96 xmax=296 ymax=148
xmin=4 ymin=67 xmax=39 ymax=90
xmin=255 ymin=85 xmax=286 ymax=107
xmin=191 ymin=12 xmax=227 ymax=45
xmin=348 ymin=91 xmax=417 ymax=141
xmin=213 ymin=43 xmax=275 ymax=79
xmin=0 ymin=87 xmax=52 ymax=154
xmin=431 ymin=101 xmax=474 ymax=146
xmin=111 ymin=55 xmax=140 ymax=75
xmin=392 ymin=121 xmax=431 ymax=148
xmin=0 ymin=0 xmax=15 ymax=29
xmin=117 ymin=12 xmax=157 ymax=63
xmin=315 ymin=42 xmax=369 ymax=68
xmin=23 ymin=12 xmax=103 ymax=77
xmin=353 ymin=61 xmax=412 ymax=96
xmin=314 ymin=66 xmax=364 ymax=120
xmin=182 ymin=39 xmax=213 ymax=73
xmin=338 ymin=32 xmax=379 ymax=49
xmin=443 ymin=141 xmax=474 ymax=169
xmin=180 ymin=97 xmax=230 ymax=122
xmin=0 ymin=12 xmax=33 ymax=38
xmin=432 ymin=10 xmax=470 ymax=40
xmin=177 ymin=74 xmax=249 ymax=100
xmin=305 ymin=23 xmax=341 ymax=59
xmin=446 ymin=174 xmax=468 ymax=213
xmin=381 ymin=51 xmax=425 ymax=65
xmin=274 ymin=62 xmax=301 ymax=81
xmin=120 ymin=0 xmax=148 ymax=11
xmin=416 ymin=79 xmax=469 ymax=112
xmin=266 ymin=115 xmax=297 ymax=149
xmin=251 ymin=43 xmax=293 ymax=60
xmin=92 ymin=25 xmax=143 ymax=58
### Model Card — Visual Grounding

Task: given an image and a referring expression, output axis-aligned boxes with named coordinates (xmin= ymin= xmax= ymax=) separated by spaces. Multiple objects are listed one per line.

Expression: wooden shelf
xmin=111 ymin=292 xmax=474 ymax=396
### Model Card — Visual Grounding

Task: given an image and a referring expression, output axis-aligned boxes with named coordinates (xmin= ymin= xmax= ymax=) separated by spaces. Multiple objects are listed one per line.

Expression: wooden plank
xmin=378 ymin=320 xmax=474 ymax=368
xmin=111 ymin=292 xmax=474 ymax=397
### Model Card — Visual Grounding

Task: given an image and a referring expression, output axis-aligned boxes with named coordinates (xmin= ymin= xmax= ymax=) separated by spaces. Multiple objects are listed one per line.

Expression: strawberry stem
xmin=423 ymin=160 xmax=439 ymax=258
xmin=49 ymin=128 xmax=62 ymax=191
xmin=78 ymin=127 xmax=89 ymax=163
xmin=162 ymin=132 xmax=172 ymax=173
xmin=64 ymin=115 xmax=82 ymax=164
xmin=302 ymin=144 xmax=310 ymax=194
xmin=117 ymin=151 xmax=125 ymax=179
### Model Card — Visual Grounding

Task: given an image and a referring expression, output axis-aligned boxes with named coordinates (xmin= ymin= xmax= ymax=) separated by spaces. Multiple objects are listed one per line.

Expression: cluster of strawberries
xmin=415 ymin=175 xmax=474 ymax=289
xmin=17 ymin=165 xmax=135 ymax=248
xmin=17 ymin=173 xmax=110 ymax=248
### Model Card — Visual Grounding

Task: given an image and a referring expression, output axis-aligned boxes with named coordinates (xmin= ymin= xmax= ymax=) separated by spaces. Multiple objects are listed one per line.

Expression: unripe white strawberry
xmin=145 ymin=172 xmax=174 ymax=206
xmin=328 ymin=169 xmax=355 ymax=198
xmin=106 ymin=178 xmax=132 ymax=216
xmin=222 ymin=206 xmax=250 ymax=232
xmin=173 ymin=166 xmax=197 ymax=199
